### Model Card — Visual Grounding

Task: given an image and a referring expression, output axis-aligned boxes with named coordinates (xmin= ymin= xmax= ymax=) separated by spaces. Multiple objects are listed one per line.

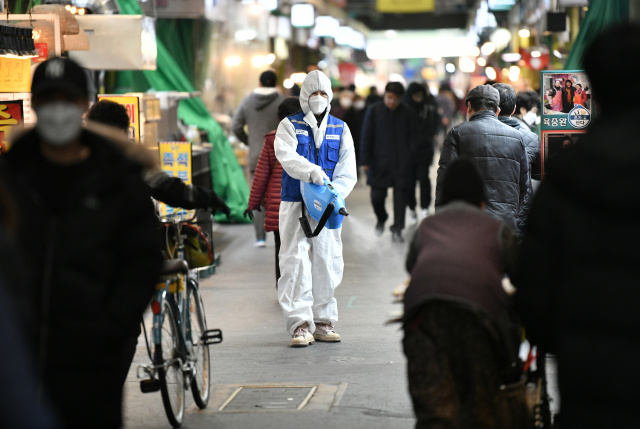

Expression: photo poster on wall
xmin=540 ymin=70 xmax=592 ymax=177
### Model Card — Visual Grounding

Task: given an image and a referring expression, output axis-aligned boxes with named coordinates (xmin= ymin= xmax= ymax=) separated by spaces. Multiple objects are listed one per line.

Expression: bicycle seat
xmin=161 ymin=259 xmax=189 ymax=275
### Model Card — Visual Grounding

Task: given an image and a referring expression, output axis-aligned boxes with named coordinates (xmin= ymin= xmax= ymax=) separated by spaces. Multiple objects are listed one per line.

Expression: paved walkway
xmin=123 ymin=181 xmax=418 ymax=428
xmin=122 ymin=173 xmax=559 ymax=428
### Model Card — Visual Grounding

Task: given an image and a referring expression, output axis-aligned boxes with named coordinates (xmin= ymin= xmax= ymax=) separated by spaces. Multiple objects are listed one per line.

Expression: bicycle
xmin=138 ymin=208 xmax=223 ymax=428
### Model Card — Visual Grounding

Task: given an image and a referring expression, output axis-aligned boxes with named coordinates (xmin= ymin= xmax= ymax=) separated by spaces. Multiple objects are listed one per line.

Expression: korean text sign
xmin=158 ymin=142 xmax=193 ymax=218
xmin=540 ymin=70 xmax=592 ymax=177
xmin=0 ymin=100 xmax=24 ymax=155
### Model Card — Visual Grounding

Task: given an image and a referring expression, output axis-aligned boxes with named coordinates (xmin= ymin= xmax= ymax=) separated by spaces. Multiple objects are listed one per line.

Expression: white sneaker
xmin=408 ymin=209 xmax=418 ymax=225
xmin=313 ymin=323 xmax=341 ymax=342
xmin=254 ymin=239 xmax=266 ymax=248
xmin=291 ymin=325 xmax=315 ymax=347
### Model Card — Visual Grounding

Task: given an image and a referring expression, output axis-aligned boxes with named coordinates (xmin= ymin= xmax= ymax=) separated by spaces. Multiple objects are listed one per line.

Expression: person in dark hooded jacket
xmin=515 ymin=24 xmax=640 ymax=429
xmin=402 ymin=82 xmax=440 ymax=223
xmin=232 ymin=70 xmax=286 ymax=246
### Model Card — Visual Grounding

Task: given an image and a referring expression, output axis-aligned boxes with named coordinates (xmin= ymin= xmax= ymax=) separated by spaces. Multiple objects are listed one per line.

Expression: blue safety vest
xmin=281 ymin=111 xmax=344 ymax=202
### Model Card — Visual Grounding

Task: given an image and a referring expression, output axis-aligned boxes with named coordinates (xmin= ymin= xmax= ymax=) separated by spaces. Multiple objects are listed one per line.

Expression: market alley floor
xmin=122 ymin=178 xmax=559 ymax=428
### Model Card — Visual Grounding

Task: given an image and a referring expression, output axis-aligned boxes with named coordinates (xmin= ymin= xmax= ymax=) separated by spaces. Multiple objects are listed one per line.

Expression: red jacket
xmin=248 ymin=131 xmax=282 ymax=232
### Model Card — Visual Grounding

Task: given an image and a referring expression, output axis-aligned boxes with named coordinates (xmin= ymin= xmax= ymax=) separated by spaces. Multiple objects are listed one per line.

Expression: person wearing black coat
xmin=492 ymin=83 xmax=541 ymax=235
xmin=0 ymin=58 xmax=162 ymax=429
xmin=515 ymin=24 xmax=640 ymax=429
xmin=561 ymin=80 xmax=576 ymax=113
xmin=360 ymin=81 xmax=419 ymax=242
xmin=402 ymin=82 xmax=440 ymax=222
xmin=435 ymin=84 xmax=529 ymax=231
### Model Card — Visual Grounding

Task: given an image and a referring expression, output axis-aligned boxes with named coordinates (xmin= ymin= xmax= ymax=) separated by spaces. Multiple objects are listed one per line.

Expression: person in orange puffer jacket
xmin=573 ymin=83 xmax=589 ymax=107
xmin=244 ymin=97 xmax=301 ymax=288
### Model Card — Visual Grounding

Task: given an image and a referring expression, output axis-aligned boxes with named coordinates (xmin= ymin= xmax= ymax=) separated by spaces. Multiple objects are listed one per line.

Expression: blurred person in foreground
xmin=275 ymin=70 xmax=357 ymax=347
xmin=0 ymin=184 xmax=60 ymax=428
xmin=404 ymin=158 xmax=525 ymax=429
xmin=232 ymin=70 xmax=286 ymax=247
xmin=402 ymin=82 xmax=440 ymax=224
xmin=0 ymin=57 xmax=162 ymax=428
xmin=360 ymin=81 xmax=419 ymax=242
xmin=435 ymin=84 xmax=529 ymax=231
xmin=243 ymin=96 xmax=301 ymax=288
xmin=515 ymin=24 xmax=640 ymax=429
xmin=492 ymin=83 xmax=541 ymax=235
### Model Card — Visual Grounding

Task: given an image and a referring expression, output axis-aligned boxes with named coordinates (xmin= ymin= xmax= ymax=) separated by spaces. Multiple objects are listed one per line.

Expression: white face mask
xmin=35 ymin=102 xmax=84 ymax=146
xmin=354 ymin=100 xmax=365 ymax=110
xmin=339 ymin=97 xmax=353 ymax=109
xmin=523 ymin=110 xmax=537 ymax=126
xmin=309 ymin=95 xmax=328 ymax=115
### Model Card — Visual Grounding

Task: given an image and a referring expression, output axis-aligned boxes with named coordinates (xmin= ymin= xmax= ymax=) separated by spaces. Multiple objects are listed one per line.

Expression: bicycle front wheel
xmin=155 ymin=300 xmax=186 ymax=427
xmin=188 ymin=286 xmax=211 ymax=408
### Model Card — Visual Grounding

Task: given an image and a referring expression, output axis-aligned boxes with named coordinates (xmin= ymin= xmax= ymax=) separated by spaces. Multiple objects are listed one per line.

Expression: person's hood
xmin=250 ymin=89 xmax=281 ymax=111
xmin=299 ymin=70 xmax=333 ymax=115
xmin=497 ymin=115 xmax=521 ymax=130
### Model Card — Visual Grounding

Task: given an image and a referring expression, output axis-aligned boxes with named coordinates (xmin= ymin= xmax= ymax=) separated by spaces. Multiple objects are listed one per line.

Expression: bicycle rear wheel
xmin=155 ymin=300 xmax=186 ymax=427
xmin=188 ymin=285 xmax=211 ymax=408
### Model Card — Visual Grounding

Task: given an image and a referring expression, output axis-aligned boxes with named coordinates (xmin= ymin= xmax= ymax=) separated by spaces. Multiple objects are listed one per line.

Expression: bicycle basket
xmin=163 ymin=223 xmax=213 ymax=269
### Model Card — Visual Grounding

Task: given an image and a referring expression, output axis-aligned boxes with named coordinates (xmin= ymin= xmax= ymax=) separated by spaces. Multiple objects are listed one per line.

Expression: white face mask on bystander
xmin=35 ymin=101 xmax=84 ymax=146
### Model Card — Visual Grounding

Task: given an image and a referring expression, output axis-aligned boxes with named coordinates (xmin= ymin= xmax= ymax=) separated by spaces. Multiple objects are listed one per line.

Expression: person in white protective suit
xmin=274 ymin=70 xmax=357 ymax=348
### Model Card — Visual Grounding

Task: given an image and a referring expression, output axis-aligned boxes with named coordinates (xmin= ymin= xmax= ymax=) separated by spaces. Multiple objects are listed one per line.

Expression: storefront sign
xmin=0 ymin=57 xmax=32 ymax=93
xmin=158 ymin=142 xmax=194 ymax=218
xmin=0 ymin=100 xmax=23 ymax=155
xmin=376 ymin=0 xmax=434 ymax=13
xmin=98 ymin=95 xmax=141 ymax=142
xmin=540 ymin=70 xmax=591 ymax=177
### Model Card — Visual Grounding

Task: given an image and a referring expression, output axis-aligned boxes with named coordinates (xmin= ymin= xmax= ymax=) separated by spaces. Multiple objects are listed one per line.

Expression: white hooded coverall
xmin=274 ymin=70 xmax=357 ymax=335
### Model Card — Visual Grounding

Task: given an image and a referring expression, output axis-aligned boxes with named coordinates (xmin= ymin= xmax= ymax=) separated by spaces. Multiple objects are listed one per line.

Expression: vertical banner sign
xmin=0 ymin=100 xmax=24 ymax=155
xmin=97 ymin=95 xmax=141 ymax=142
xmin=158 ymin=142 xmax=193 ymax=218
xmin=540 ymin=70 xmax=592 ymax=177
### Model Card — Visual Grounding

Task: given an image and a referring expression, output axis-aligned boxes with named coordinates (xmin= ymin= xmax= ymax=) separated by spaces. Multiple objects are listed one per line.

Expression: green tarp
xmin=114 ymin=0 xmax=249 ymax=223
xmin=564 ymin=0 xmax=629 ymax=69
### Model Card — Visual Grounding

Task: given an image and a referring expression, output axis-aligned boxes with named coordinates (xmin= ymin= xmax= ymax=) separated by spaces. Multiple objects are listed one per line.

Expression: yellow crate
xmin=155 ymin=274 xmax=185 ymax=293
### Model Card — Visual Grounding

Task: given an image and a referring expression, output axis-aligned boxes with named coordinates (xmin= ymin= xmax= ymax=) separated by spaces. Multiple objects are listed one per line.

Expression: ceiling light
xmin=480 ymin=42 xmax=496 ymax=56
xmin=485 ymin=66 xmax=497 ymax=80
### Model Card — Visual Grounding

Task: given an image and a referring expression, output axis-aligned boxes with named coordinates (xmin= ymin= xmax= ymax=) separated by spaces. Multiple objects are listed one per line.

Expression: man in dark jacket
xmin=402 ymin=82 xmax=440 ymax=224
xmin=515 ymin=24 xmax=640 ymax=429
xmin=492 ymin=83 xmax=540 ymax=235
xmin=232 ymin=70 xmax=286 ymax=247
xmin=360 ymin=81 xmax=419 ymax=242
xmin=0 ymin=57 xmax=162 ymax=428
xmin=435 ymin=84 xmax=529 ymax=230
